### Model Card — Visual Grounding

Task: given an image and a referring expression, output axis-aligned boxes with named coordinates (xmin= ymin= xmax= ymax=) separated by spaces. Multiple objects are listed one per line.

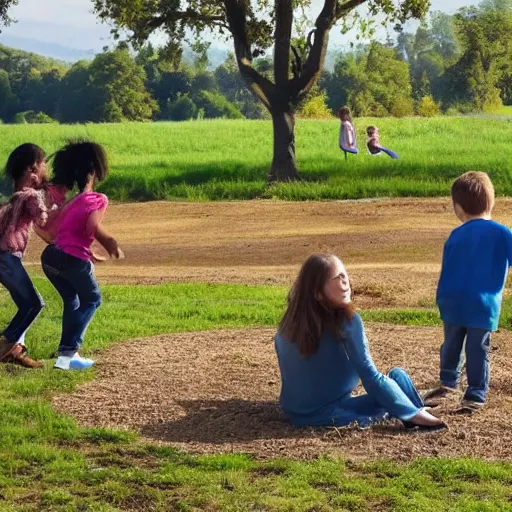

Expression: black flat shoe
xmin=402 ymin=421 xmax=448 ymax=432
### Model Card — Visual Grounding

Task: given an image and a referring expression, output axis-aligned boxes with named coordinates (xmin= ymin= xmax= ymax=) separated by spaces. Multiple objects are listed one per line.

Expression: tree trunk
xmin=267 ymin=107 xmax=300 ymax=182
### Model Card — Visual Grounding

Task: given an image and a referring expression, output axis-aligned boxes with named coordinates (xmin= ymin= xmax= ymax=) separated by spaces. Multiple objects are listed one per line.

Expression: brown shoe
xmin=11 ymin=346 xmax=44 ymax=369
xmin=0 ymin=336 xmax=19 ymax=362
xmin=422 ymin=385 xmax=458 ymax=406
xmin=454 ymin=399 xmax=485 ymax=415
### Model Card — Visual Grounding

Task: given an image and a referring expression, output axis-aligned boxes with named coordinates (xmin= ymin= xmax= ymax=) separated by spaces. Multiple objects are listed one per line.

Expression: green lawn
xmin=2 ymin=278 xmax=512 ymax=510
xmin=1 ymin=116 xmax=512 ymax=201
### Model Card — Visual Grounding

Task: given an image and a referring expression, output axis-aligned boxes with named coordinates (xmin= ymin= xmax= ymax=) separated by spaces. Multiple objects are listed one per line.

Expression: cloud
xmin=3 ymin=0 xmax=111 ymax=49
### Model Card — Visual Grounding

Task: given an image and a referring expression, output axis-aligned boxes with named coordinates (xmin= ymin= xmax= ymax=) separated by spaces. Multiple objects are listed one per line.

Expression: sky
xmin=0 ymin=0 xmax=474 ymax=54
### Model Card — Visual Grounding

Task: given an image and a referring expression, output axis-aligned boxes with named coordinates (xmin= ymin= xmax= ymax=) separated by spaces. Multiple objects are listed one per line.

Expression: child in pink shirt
xmin=0 ymin=144 xmax=66 ymax=368
xmin=41 ymin=140 xmax=124 ymax=371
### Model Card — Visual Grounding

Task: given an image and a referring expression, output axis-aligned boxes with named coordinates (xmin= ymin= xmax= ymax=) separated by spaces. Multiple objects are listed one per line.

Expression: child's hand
xmin=112 ymin=247 xmax=125 ymax=260
xmin=91 ymin=252 xmax=108 ymax=263
xmin=101 ymin=237 xmax=123 ymax=259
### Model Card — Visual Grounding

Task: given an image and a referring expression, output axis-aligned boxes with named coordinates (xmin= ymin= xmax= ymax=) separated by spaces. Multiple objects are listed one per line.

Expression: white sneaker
xmin=54 ymin=353 xmax=95 ymax=370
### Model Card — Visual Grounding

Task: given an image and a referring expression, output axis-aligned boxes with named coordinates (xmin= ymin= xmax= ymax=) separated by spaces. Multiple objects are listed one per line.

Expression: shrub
xmin=13 ymin=112 xmax=28 ymax=124
xmin=194 ymin=90 xmax=244 ymax=119
xmin=169 ymin=94 xmax=198 ymax=121
xmin=418 ymin=96 xmax=440 ymax=117
xmin=298 ymin=93 xmax=333 ymax=119
xmin=390 ymin=97 xmax=415 ymax=118
xmin=13 ymin=110 xmax=58 ymax=124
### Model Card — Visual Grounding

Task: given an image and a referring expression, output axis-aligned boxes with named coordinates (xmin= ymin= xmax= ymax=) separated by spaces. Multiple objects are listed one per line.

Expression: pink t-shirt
xmin=55 ymin=192 xmax=108 ymax=261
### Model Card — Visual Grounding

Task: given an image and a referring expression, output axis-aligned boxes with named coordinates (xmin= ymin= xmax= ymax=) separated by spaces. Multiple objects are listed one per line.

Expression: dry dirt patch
xmin=25 ymin=197 xmax=512 ymax=307
xmin=53 ymin=324 xmax=512 ymax=461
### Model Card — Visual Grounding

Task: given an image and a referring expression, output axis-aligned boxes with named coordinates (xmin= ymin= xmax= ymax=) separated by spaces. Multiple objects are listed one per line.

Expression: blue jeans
xmin=0 ymin=251 xmax=45 ymax=343
xmin=440 ymin=323 xmax=491 ymax=403
xmin=41 ymin=245 xmax=101 ymax=356
xmin=331 ymin=367 xmax=423 ymax=427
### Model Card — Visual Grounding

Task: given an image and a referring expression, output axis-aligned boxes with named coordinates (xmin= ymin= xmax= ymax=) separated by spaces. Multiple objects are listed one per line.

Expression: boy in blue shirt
xmin=425 ymin=171 xmax=512 ymax=412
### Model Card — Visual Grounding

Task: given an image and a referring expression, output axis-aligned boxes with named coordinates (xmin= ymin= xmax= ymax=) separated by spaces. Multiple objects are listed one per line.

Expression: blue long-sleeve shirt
xmin=437 ymin=219 xmax=512 ymax=331
xmin=274 ymin=313 xmax=420 ymax=427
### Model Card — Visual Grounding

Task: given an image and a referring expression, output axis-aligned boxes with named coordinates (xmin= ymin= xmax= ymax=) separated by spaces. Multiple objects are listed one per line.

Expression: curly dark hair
xmin=50 ymin=140 xmax=109 ymax=192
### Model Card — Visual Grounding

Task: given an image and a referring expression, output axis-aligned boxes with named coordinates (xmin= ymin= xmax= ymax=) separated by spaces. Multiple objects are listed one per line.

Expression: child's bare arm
xmin=33 ymin=224 xmax=54 ymax=244
xmin=95 ymin=223 xmax=124 ymax=259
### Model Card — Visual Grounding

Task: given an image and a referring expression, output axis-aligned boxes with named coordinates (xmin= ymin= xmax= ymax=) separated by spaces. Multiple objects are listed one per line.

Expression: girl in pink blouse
xmin=0 ymin=144 xmax=66 ymax=368
xmin=41 ymin=141 xmax=124 ymax=371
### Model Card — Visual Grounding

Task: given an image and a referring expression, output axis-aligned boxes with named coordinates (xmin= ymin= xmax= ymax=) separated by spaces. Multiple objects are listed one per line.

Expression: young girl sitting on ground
xmin=0 ymin=143 xmax=67 ymax=368
xmin=274 ymin=254 xmax=447 ymax=431
xmin=41 ymin=140 xmax=124 ymax=371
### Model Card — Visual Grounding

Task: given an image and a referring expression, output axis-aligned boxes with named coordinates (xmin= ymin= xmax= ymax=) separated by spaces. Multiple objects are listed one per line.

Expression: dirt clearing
xmin=44 ymin=198 xmax=512 ymax=460
xmin=54 ymin=324 xmax=512 ymax=461
xmin=25 ymin=197 xmax=512 ymax=307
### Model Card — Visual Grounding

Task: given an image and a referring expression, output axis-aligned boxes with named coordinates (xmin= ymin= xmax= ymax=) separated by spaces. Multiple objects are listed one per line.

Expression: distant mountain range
xmin=0 ymin=35 xmax=96 ymax=62
xmin=0 ymin=34 xmax=341 ymax=70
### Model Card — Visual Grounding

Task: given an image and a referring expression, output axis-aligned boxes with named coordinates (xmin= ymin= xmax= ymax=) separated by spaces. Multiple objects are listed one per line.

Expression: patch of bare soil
xmin=53 ymin=325 xmax=512 ymax=461
xmin=24 ymin=198 xmax=512 ymax=307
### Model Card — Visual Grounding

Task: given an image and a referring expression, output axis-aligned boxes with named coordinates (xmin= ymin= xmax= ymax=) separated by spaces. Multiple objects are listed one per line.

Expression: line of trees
xmin=1 ymin=0 xmax=511 ymax=128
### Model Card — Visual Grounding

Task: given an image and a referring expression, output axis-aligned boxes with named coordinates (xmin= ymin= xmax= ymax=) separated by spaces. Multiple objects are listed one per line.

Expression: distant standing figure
xmin=338 ymin=106 xmax=358 ymax=158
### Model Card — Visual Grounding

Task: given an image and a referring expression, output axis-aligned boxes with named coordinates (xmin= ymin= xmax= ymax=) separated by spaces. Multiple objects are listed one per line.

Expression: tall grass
xmin=1 ymin=117 xmax=512 ymax=201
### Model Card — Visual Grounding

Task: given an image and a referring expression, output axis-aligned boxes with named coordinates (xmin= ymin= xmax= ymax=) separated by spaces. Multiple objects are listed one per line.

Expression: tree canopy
xmin=93 ymin=0 xmax=430 ymax=108
xmin=93 ymin=0 xmax=431 ymax=180
xmin=1 ymin=0 xmax=511 ymax=130
xmin=0 ymin=0 xmax=17 ymax=31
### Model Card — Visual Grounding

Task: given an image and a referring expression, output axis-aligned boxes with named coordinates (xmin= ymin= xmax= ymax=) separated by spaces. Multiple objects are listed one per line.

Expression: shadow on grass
xmin=104 ymin=158 xmax=499 ymax=188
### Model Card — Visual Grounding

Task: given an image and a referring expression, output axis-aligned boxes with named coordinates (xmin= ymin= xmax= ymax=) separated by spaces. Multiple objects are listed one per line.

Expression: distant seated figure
xmin=366 ymin=125 xmax=381 ymax=155
xmin=366 ymin=125 xmax=399 ymax=159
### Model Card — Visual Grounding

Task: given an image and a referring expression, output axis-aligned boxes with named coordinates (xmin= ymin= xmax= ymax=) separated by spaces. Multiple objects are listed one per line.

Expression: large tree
xmin=0 ymin=0 xmax=16 ymax=31
xmin=93 ymin=0 xmax=429 ymax=181
xmin=438 ymin=0 xmax=512 ymax=111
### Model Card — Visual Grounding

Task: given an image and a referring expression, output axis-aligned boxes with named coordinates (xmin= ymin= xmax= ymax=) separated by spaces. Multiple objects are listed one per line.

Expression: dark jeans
xmin=0 ymin=251 xmax=45 ymax=342
xmin=41 ymin=245 xmax=101 ymax=356
xmin=440 ymin=322 xmax=491 ymax=403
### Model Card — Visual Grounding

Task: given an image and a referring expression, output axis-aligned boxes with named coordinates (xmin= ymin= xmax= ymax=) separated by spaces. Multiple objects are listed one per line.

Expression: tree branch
xmin=223 ymin=0 xmax=275 ymax=111
xmin=147 ymin=9 xmax=228 ymax=31
xmin=335 ymin=0 xmax=368 ymax=17
xmin=291 ymin=0 xmax=367 ymax=98
xmin=274 ymin=0 xmax=293 ymax=86
xmin=291 ymin=46 xmax=302 ymax=80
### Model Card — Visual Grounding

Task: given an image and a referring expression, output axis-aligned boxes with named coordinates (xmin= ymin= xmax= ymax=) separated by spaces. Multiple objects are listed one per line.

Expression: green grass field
xmin=2 ymin=116 xmax=512 ymax=509
xmin=2 ymin=278 xmax=512 ymax=510
xmin=1 ymin=116 xmax=512 ymax=201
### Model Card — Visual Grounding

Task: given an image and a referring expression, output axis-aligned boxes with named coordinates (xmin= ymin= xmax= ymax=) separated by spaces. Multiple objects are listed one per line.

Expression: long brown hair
xmin=279 ymin=254 xmax=355 ymax=358
xmin=338 ymin=105 xmax=353 ymax=123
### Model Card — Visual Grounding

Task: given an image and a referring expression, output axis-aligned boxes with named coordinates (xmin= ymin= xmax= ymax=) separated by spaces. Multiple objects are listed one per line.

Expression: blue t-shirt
xmin=437 ymin=219 xmax=512 ymax=331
